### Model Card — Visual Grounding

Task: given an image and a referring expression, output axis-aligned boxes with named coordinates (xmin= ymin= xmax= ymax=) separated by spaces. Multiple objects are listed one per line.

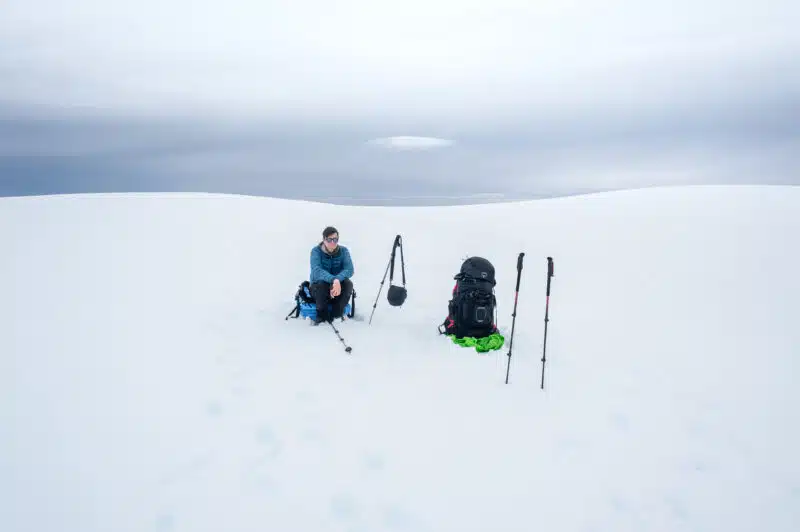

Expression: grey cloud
xmin=1 ymin=95 xmax=797 ymax=205
xmin=1 ymin=0 xmax=798 ymax=204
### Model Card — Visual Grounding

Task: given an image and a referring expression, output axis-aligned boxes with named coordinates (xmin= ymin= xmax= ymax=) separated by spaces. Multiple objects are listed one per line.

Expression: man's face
xmin=323 ymin=233 xmax=339 ymax=252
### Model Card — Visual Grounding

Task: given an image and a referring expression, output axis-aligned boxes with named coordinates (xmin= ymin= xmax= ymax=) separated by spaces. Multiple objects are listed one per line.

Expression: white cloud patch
xmin=367 ymin=136 xmax=455 ymax=150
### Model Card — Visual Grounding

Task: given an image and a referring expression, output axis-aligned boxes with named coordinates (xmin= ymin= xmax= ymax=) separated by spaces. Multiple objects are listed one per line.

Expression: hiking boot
xmin=314 ymin=314 xmax=333 ymax=325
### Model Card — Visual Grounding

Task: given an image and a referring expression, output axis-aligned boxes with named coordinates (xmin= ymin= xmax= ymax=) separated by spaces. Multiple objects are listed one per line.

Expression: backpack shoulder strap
xmin=297 ymin=281 xmax=315 ymax=304
xmin=389 ymin=234 xmax=406 ymax=287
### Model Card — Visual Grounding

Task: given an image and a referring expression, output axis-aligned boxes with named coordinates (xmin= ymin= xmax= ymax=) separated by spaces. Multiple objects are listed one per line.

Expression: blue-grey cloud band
xmin=1 ymin=0 xmax=797 ymax=203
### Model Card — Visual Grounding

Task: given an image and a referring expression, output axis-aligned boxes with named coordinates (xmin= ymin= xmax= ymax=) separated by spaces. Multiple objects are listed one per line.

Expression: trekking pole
xmin=540 ymin=257 xmax=555 ymax=390
xmin=369 ymin=258 xmax=391 ymax=325
xmin=329 ymin=320 xmax=352 ymax=353
xmin=505 ymin=252 xmax=525 ymax=384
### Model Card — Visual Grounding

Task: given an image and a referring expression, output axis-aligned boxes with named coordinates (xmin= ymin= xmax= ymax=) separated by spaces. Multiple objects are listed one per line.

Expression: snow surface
xmin=2 ymin=185 xmax=799 ymax=532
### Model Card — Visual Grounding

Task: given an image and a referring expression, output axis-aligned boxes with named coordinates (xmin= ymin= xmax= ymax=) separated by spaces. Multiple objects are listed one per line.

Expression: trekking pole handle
xmin=515 ymin=252 xmax=524 ymax=291
xmin=546 ymin=257 xmax=554 ymax=296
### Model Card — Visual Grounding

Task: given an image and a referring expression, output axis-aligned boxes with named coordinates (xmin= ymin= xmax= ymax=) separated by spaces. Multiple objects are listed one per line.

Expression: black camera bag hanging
xmin=369 ymin=234 xmax=407 ymax=324
xmin=386 ymin=235 xmax=407 ymax=307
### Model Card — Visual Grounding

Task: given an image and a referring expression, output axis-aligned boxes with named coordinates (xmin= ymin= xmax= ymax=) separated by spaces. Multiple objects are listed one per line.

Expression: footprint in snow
xmin=255 ymin=425 xmax=283 ymax=458
xmin=242 ymin=459 xmax=280 ymax=494
xmin=159 ymin=453 xmax=215 ymax=487
xmin=300 ymin=427 xmax=325 ymax=443
xmin=609 ymin=496 xmax=636 ymax=516
xmin=383 ymin=506 xmax=415 ymax=530
xmin=295 ymin=390 xmax=314 ymax=403
xmin=206 ymin=401 xmax=223 ymax=417
xmin=361 ymin=453 xmax=386 ymax=472
xmin=665 ymin=495 xmax=689 ymax=521
xmin=608 ymin=412 xmax=629 ymax=431
xmin=330 ymin=494 xmax=360 ymax=521
xmin=231 ymin=384 xmax=250 ymax=398
xmin=557 ymin=436 xmax=585 ymax=454
xmin=155 ymin=512 xmax=175 ymax=531
xmin=679 ymin=459 xmax=711 ymax=475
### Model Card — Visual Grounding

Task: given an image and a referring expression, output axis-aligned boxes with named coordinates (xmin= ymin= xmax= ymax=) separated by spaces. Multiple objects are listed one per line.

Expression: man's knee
xmin=311 ymin=282 xmax=330 ymax=301
xmin=339 ymin=279 xmax=353 ymax=298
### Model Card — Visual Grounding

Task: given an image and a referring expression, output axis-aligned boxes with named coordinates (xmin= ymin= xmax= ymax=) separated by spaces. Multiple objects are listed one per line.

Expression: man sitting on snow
xmin=309 ymin=226 xmax=354 ymax=323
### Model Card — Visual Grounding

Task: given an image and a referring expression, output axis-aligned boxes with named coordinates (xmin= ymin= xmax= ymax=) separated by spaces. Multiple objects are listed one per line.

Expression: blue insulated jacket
xmin=310 ymin=244 xmax=354 ymax=284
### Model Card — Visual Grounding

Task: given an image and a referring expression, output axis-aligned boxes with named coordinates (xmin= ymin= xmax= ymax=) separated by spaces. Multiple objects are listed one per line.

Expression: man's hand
xmin=330 ymin=279 xmax=341 ymax=297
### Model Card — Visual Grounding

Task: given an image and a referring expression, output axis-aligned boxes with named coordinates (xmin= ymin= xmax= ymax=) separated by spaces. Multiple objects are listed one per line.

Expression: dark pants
xmin=310 ymin=279 xmax=353 ymax=321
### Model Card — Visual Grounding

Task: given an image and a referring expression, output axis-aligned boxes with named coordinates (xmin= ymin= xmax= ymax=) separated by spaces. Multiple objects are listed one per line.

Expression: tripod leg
xmin=368 ymin=257 xmax=392 ymax=325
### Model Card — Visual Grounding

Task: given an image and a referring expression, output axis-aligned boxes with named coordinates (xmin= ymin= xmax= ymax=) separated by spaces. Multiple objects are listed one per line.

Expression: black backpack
xmin=438 ymin=257 xmax=497 ymax=338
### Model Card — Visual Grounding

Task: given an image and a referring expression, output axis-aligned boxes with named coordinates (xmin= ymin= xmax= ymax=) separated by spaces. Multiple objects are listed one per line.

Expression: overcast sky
xmin=1 ymin=0 xmax=798 ymax=204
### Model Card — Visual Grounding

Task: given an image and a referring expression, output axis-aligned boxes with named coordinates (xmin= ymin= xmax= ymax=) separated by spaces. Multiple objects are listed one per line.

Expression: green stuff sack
xmin=448 ymin=332 xmax=505 ymax=353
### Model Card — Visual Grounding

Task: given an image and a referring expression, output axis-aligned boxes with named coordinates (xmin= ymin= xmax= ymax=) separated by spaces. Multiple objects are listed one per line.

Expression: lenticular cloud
xmin=367 ymin=136 xmax=455 ymax=150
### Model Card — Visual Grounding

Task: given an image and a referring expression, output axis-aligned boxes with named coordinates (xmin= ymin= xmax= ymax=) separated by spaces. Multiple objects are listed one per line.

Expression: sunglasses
xmin=325 ymin=237 xmax=339 ymax=243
